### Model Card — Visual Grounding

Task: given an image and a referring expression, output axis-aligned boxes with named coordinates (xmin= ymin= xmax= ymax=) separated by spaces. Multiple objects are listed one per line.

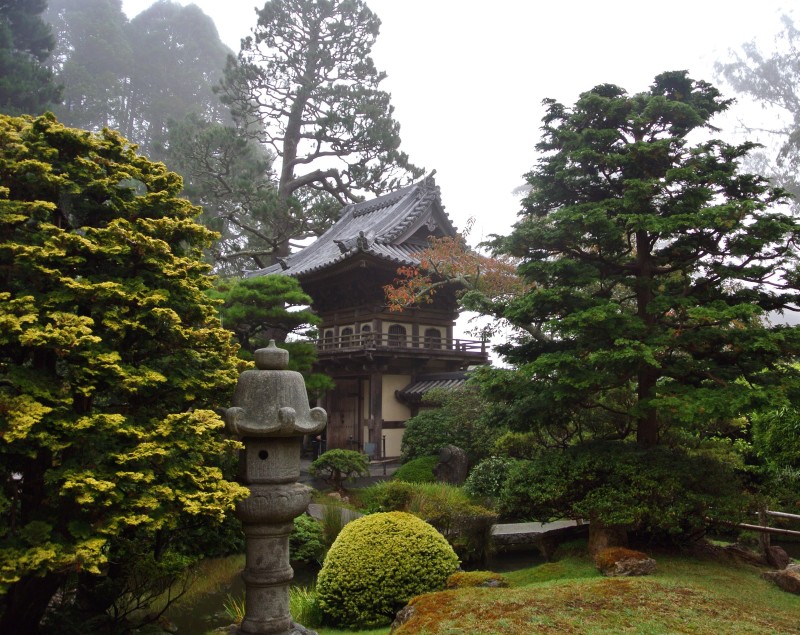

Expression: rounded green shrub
xmin=393 ymin=455 xmax=438 ymax=483
xmin=316 ymin=511 xmax=459 ymax=628
xmin=464 ymin=456 xmax=517 ymax=500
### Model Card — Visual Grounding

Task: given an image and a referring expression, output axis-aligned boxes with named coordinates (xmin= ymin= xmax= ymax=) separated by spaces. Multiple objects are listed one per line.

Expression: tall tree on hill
xmin=0 ymin=0 xmax=62 ymax=114
xmin=46 ymin=0 xmax=231 ymax=156
xmin=165 ymin=115 xmax=283 ymax=274
xmin=45 ymin=0 xmax=130 ymax=131
xmin=716 ymin=14 xmax=800 ymax=213
xmin=485 ymin=71 xmax=800 ymax=449
xmin=127 ymin=0 xmax=232 ymax=157
xmin=218 ymin=0 xmax=423 ymax=261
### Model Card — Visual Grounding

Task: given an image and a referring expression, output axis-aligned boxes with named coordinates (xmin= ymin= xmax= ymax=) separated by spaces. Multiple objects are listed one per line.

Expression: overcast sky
xmin=121 ymin=0 xmax=794 ymax=242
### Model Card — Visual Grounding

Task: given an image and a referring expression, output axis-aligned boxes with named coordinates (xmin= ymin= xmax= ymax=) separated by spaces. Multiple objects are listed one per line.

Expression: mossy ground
xmin=315 ymin=550 xmax=798 ymax=635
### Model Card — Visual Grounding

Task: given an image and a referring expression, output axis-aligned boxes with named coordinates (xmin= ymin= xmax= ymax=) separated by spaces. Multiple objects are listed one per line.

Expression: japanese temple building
xmin=249 ymin=175 xmax=489 ymax=458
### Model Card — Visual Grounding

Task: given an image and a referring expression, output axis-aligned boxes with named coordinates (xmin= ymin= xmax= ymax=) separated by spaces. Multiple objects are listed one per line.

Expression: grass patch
xmin=315 ymin=629 xmax=389 ymax=635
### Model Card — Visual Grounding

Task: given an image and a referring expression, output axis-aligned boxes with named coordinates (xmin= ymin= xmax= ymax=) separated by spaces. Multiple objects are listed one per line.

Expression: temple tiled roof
xmin=248 ymin=174 xmax=454 ymax=279
xmin=395 ymin=372 xmax=471 ymax=403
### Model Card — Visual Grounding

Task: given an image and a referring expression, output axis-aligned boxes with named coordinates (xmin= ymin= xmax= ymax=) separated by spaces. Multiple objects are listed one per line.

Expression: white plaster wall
xmin=382 ymin=428 xmax=404 ymax=458
xmin=382 ymin=374 xmax=412 ymax=421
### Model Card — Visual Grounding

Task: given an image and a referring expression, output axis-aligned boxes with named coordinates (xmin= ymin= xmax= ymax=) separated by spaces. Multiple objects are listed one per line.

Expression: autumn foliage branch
xmin=384 ymin=220 xmax=526 ymax=314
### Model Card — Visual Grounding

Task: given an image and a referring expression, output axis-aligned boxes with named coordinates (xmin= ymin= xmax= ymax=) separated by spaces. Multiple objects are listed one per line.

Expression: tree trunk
xmin=635 ymin=228 xmax=659 ymax=448
xmin=587 ymin=515 xmax=629 ymax=556
xmin=636 ymin=366 xmax=659 ymax=447
xmin=0 ymin=572 xmax=65 ymax=634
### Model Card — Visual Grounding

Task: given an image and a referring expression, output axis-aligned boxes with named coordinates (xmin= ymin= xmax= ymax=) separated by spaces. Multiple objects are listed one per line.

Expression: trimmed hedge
xmin=393 ymin=455 xmax=438 ymax=483
xmin=316 ymin=511 xmax=459 ymax=628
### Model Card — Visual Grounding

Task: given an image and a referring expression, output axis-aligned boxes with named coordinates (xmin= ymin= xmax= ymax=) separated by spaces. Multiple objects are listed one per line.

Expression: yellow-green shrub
xmin=316 ymin=511 xmax=459 ymax=628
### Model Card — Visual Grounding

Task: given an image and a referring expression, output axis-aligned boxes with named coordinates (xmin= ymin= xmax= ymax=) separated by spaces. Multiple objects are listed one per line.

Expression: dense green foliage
xmin=360 ymin=481 xmax=497 ymax=562
xmin=499 ymin=441 xmax=746 ymax=540
xmin=392 ymin=455 xmax=437 ymax=483
xmin=360 ymin=480 xmax=415 ymax=513
xmin=209 ymin=274 xmax=334 ymax=397
xmin=290 ymin=514 xmax=325 ymax=565
xmin=164 ymin=114 xmax=281 ymax=274
xmin=486 ymin=71 xmax=800 ymax=448
xmin=0 ymin=0 xmax=61 ymax=115
xmin=0 ymin=113 xmax=246 ymax=631
xmin=211 ymin=275 xmax=319 ymax=353
xmin=750 ymin=403 xmax=800 ymax=509
xmin=218 ymin=0 xmax=422 ymax=258
xmin=491 ymin=431 xmax=541 ymax=459
xmin=400 ymin=387 xmax=500 ymax=466
xmin=310 ymin=449 xmax=370 ymax=493
xmin=316 ymin=511 xmax=458 ymax=628
xmin=45 ymin=1 xmax=294 ymax=273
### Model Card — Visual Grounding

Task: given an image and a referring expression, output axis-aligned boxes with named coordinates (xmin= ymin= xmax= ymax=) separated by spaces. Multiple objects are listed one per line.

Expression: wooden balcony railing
xmin=316 ymin=332 xmax=487 ymax=356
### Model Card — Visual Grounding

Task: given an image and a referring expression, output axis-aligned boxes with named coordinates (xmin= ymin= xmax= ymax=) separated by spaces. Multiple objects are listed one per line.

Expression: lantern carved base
xmin=225 ymin=342 xmax=327 ymax=635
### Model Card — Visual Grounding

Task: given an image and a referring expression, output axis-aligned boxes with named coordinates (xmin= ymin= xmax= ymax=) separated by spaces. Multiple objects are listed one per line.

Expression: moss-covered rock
xmin=316 ymin=511 xmax=459 ymax=628
xmin=594 ymin=547 xmax=656 ymax=576
xmin=446 ymin=570 xmax=509 ymax=589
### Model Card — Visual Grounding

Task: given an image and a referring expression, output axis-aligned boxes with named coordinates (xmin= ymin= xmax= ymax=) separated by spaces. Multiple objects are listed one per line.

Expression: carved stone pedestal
xmin=225 ymin=341 xmax=327 ymax=635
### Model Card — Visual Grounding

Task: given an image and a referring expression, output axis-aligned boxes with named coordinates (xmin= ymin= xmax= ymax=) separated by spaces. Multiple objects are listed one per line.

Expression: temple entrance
xmin=326 ymin=379 xmax=361 ymax=451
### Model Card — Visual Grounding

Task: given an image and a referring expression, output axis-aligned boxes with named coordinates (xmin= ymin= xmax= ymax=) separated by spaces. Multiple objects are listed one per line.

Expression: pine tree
xmin=489 ymin=71 xmax=800 ymax=448
xmin=218 ymin=0 xmax=422 ymax=260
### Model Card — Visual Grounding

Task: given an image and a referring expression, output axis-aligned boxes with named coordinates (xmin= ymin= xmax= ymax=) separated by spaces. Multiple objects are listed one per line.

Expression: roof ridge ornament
xmin=356 ymin=230 xmax=370 ymax=251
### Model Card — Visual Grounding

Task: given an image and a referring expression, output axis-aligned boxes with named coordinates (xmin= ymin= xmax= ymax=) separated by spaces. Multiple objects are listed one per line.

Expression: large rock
xmin=595 ymin=547 xmax=656 ymax=577
xmin=433 ymin=444 xmax=469 ymax=485
xmin=390 ymin=605 xmax=417 ymax=632
xmin=762 ymin=566 xmax=800 ymax=595
xmin=765 ymin=545 xmax=791 ymax=570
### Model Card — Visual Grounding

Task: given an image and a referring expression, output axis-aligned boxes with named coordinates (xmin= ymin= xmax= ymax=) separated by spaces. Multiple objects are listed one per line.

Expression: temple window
xmin=387 ymin=324 xmax=407 ymax=347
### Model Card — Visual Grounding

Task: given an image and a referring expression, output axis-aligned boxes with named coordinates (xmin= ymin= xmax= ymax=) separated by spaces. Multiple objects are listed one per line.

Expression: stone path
xmin=491 ymin=520 xmax=580 ymax=536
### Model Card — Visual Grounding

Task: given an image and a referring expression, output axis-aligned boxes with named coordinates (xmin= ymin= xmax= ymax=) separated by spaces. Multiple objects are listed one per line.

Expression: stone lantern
xmin=225 ymin=341 xmax=327 ymax=635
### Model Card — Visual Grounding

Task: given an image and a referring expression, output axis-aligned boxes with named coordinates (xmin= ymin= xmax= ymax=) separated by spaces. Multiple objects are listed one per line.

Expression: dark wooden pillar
xmin=369 ymin=371 xmax=383 ymax=459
